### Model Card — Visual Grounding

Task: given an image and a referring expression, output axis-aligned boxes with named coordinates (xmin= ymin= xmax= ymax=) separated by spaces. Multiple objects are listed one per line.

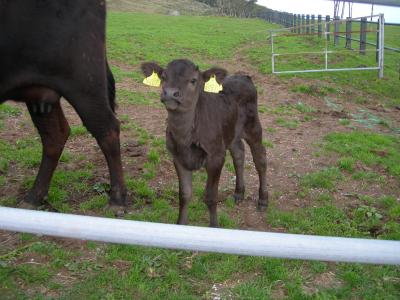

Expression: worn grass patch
xmin=291 ymin=84 xmax=336 ymax=97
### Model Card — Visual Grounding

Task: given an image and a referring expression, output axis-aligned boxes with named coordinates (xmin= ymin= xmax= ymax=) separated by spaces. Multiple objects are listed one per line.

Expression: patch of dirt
xmin=302 ymin=271 xmax=343 ymax=296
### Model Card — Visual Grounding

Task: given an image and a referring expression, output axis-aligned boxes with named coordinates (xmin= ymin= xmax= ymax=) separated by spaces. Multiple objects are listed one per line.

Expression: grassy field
xmin=106 ymin=0 xmax=215 ymax=15
xmin=1 ymin=10 xmax=400 ymax=299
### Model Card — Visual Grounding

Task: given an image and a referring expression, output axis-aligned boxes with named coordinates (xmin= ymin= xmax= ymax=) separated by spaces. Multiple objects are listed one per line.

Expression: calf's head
xmin=141 ymin=59 xmax=227 ymax=112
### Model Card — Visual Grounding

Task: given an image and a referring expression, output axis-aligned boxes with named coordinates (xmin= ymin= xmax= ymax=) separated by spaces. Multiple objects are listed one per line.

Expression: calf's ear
xmin=141 ymin=62 xmax=163 ymax=87
xmin=141 ymin=62 xmax=163 ymax=77
xmin=202 ymin=67 xmax=228 ymax=84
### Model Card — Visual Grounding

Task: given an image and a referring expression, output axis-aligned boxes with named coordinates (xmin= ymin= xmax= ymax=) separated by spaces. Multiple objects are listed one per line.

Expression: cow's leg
xmin=67 ymin=96 xmax=127 ymax=206
xmin=205 ymin=154 xmax=225 ymax=227
xmin=25 ymin=102 xmax=70 ymax=205
xmin=174 ymin=159 xmax=192 ymax=225
xmin=229 ymin=138 xmax=245 ymax=203
xmin=244 ymin=121 xmax=268 ymax=211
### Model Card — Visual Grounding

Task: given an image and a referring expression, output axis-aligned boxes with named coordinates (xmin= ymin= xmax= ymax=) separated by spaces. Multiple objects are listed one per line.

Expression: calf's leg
xmin=205 ymin=154 xmax=225 ymax=227
xmin=25 ymin=102 xmax=70 ymax=205
xmin=67 ymin=94 xmax=127 ymax=206
xmin=244 ymin=122 xmax=268 ymax=211
xmin=174 ymin=159 xmax=192 ymax=225
xmin=229 ymin=138 xmax=245 ymax=203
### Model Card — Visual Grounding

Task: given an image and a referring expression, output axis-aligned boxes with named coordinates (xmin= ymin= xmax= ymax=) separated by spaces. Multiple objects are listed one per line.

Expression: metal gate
xmin=271 ymin=14 xmax=385 ymax=78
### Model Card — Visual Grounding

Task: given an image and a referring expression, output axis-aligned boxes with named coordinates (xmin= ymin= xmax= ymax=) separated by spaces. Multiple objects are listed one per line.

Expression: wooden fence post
xmin=334 ymin=16 xmax=340 ymax=46
xmin=318 ymin=15 xmax=322 ymax=38
xmin=360 ymin=17 xmax=367 ymax=55
xmin=376 ymin=18 xmax=380 ymax=62
xmin=306 ymin=14 xmax=310 ymax=34
xmin=302 ymin=14 xmax=305 ymax=33
xmin=311 ymin=15 xmax=315 ymax=34
xmin=293 ymin=14 xmax=297 ymax=33
xmin=326 ymin=15 xmax=331 ymax=42
xmin=298 ymin=14 xmax=301 ymax=34
xmin=346 ymin=17 xmax=352 ymax=49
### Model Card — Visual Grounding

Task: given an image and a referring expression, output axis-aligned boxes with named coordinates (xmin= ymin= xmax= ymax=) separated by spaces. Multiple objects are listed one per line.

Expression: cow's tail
xmin=106 ymin=61 xmax=116 ymax=112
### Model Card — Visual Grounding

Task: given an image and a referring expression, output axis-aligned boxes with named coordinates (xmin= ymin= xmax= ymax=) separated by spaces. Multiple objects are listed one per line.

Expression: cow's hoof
xmin=23 ymin=193 xmax=46 ymax=207
xmin=18 ymin=201 xmax=39 ymax=210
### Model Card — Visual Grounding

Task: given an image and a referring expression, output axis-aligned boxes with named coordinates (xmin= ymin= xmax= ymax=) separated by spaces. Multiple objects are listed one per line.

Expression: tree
xmin=196 ymin=0 xmax=265 ymax=18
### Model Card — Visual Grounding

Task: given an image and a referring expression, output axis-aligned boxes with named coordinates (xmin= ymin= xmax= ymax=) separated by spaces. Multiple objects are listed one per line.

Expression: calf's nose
xmin=161 ymin=88 xmax=182 ymax=102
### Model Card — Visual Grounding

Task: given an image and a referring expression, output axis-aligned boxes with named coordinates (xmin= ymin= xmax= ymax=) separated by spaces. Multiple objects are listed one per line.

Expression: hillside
xmin=106 ymin=0 xmax=216 ymax=15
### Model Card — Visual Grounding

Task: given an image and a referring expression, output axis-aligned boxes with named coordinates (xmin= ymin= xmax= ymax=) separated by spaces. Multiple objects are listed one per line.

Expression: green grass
xmin=338 ymin=156 xmax=356 ymax=173
xmin=294 ymin=101 xmax=317 ymax=113
xmin=80 ymin=195 xmax=108 ymax=212
xmin=275 ymin=117 xmax=299 ymax=129
xmin=324 ymin=131 xmax=400 ymax=178
xmin=300 ymin=167 xmax=344 ymax=191
xmin=107 ymin=11 xmax=278 ymax=74
xmin=70 ymin=125 xmax=88 ymax=137
xmin=262 ymin=138 xmax=274 ymax=148
xmin=118 ymin=89 xmax=161 ymax=106
xmin=339 ymin=118 xmax=351 ymax=126
xmin=0 ymin=103 xmax=22 ymax=118
xmin=0 ymin=137 xmax=70 ymax=169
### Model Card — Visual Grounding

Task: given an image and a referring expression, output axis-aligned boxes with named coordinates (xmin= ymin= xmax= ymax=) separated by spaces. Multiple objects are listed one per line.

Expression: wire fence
xmin=259 ymin=10 xmax=400 ymax=54
xmin=269 ymin=14 xmax=385 ymax=77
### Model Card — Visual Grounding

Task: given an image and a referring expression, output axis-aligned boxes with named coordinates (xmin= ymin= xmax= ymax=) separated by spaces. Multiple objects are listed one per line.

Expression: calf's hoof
xmin=257 ymin=202 xmax=268 ymax=212
xmin=109 ymin=188 xmax=127 ymax=206
xmin=107 ymin=204 xmax=127 ymax=218
xmin=209 ymin=219 xmax=219 ymax=228
xmin=233 ymin=192 xmax=244 ymax=204
xmin=177 ymin=218 xmax=189 ymax=225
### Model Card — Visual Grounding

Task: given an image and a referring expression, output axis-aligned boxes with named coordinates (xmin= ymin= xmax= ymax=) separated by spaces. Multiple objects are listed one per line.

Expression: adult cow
xmin=0 ymin=0 xmax=127 ymax=206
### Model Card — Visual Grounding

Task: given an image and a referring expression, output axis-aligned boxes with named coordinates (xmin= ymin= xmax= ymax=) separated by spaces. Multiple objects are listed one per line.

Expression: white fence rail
xmin=1 ymin=207 xmax=400 ymax=265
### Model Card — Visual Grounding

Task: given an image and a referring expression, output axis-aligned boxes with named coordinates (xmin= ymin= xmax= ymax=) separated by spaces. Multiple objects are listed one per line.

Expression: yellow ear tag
xmin=143 ymin=71 xmax=161 ymax=87
xmin=204 ymin=75 xmax=223 ymax=93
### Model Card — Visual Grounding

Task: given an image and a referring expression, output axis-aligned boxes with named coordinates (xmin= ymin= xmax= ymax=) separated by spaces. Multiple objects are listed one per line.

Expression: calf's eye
xmin=190 ymin=78 xmax=197 ymax=85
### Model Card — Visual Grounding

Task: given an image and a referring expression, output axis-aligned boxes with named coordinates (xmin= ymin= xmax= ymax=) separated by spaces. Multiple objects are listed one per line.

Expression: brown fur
xmin=0 ymin=0 xmax=126 ymax=206
xmin=142 ymin=59 xmax=268 ymax=227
